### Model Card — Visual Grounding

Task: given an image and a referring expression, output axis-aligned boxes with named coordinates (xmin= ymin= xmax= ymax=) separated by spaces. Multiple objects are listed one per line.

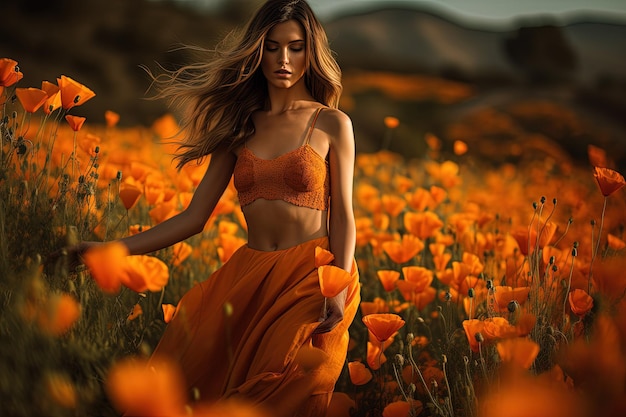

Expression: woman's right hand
xmin=46 ymin=241 xmax=102 ymax=272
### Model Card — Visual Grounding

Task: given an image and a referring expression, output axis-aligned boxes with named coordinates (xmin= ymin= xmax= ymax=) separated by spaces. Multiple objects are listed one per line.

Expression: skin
xmin=67 ymin=20 xmax=356 ymax=334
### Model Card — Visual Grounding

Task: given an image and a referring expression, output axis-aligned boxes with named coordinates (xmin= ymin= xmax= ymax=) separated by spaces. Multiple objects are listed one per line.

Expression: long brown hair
xmin=151 ymin=0 xmax=343 ymax=169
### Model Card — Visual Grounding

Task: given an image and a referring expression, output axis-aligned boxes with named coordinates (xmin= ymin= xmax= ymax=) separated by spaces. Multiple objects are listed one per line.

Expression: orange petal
xmin=496 ymin=337 xmax=540 ymax=370
xmin=119 ymin=181 xmax=142 ymax=210
xmin=162 ymin=304 xmax=177 ymax=323
xmin=362 ymin=313 xmax=405 ymax=343
xmin=318 ymin=265 xmax=353 ymax=297
xmin=83 ymin=242 xmax=130 ymax=294
xmin=15 ymin=87 xmax=47 ymax=113
xmin=315 ymin=246 xmax=335 ymax=267
xmin=348 ymin=361 xmax=373 ymax=385
xmin=124 ymin=255 xmax=169 ymax=293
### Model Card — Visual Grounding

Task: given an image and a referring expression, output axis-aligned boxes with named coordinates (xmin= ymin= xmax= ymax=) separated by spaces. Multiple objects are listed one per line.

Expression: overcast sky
xmin=307 ymin=0 xmax=626 ymax=25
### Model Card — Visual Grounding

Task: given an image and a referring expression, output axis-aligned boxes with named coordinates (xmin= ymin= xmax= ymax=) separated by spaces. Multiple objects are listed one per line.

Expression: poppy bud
xmin=444 ymin=291 xmax=452 ymax=301
xmin=549 ymin=256 xmax=555 ymax=265
xmin=474 ymin=332 xmax=484 ymax=343
xmin=552 ymin=265 xmax=558 ymax=272
xmin=572 ymin=248 xmax=577 ymax=257
xmin=407 ymin=383 xmax=416 ymax=395
xmin=442 ymin=354 xmax=448 ymax=364
xmin=74 ymin=95 xmax=80 ymax=104
xmin=552 ymin=198 xmax=557 ymax=205
xmin=486 ymin=280 xmax=493 ymax=290
xmin=468 ymin=288 xmax=475 ymax=298
xmin=116 ymin=171 xmax=123 ymax=181
xmin=507 ymin=300 xmax=519 ymax=313
xmin=395 ymin=354 xmax=405 ymax=366
xmin=94 ymin=146 xmax=100 ymax=154
xmin=406 ymin=333 xmax=414 ymax=343
xmin=540 ymin=196 xmax=546 ymax=204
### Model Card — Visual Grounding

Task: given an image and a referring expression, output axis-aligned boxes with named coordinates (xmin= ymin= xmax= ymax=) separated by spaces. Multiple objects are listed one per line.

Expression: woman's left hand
xmin=314 ymin=289 xmax=347 ymax=334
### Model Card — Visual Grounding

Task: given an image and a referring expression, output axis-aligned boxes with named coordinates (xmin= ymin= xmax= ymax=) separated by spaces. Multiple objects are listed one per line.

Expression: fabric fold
xmin=149 ymin=236 xmax=360 ymax=417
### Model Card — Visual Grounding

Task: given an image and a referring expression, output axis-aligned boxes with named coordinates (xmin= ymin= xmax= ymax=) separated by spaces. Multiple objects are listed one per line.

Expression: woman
xmin=82 ymin=1 xmax=359 ymax=415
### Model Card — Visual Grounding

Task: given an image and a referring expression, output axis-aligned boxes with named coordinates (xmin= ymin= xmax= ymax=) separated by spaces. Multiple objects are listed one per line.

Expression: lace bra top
xmin=234 ymin=107 xmax=330 ymax=210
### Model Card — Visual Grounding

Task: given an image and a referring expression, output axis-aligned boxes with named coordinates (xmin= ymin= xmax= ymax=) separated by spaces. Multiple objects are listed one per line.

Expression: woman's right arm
xmin=116 ymin=145 xmax=237 ymax=255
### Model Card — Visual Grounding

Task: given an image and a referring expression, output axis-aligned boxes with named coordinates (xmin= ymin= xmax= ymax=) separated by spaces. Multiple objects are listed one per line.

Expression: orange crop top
xmin=234 ymin=107 xmax=330 ymax=210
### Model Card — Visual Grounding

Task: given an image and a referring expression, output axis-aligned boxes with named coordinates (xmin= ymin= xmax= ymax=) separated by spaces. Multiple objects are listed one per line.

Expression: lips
xmin=275 ymin=69 xmax=291 ymax=74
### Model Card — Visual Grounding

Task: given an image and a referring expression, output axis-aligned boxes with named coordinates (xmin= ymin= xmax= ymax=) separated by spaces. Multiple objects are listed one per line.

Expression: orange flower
xmin=382 ymin=234 xmax=424 ymax=264
xmin=496 ymin=337 xmax=540 ymax=369
xmin=318 ymin=265 xmax=353 ymax=297
xmin=15 ymin=87 xmax=47 ymax=113
xmin=315 ymin=246 xmax=335 ymax=267
xmin=106 ymin=356 xmax=185 ymax=417
xmin=127 ymin=303 xmax=143 ymax=321
xmin=382 ymin=400 xmax=414 ymax=417
xmin=171 ymin=241 xmax=192 ymax=266
xmin=367 ymin=341 xmax=387 ymax=370
xmin=462 ymin=319 xmax=485 ymax=352
xmin=83 ymin=242 xmax=130 ymax=294
xmin=362 ymin=313 xmax=405 ymax=343
xmin=119 ymin=181 xmax=142 ymax=210
xmin=64 ymin=115 xmax=86 ymax=132
xmin=41 ymin=80 xmax=61 ymax=114
xmin=382 ymin=194 xmax=406 ymax=217
xmin=404 ymin=211 xmax=443 ymax=240
xmin=482 ymin=317 xmax=518 ymax=340
xmin=593 ymin=166 xmax=625 ymax=197
xmin=360 ymin=297 xmax=389 ymax=316
xmin=402 ymin=266 xmax=433 ymax=291
xmin=453 ymin=140 xmax=468 ymax=156
xmin=607 ymin=233 xmax=626 ymax=250
xmin=568 ymin=289 xmax=593 ymax=317
xmin=405 ymin=187 xmax=436 ymax=212
xmin=384 ymin=116 xmax=400 ymax=129
xmin=124 ymin=255 xmax=170 ymax=292
xmin=588 ymin=144 xmax=608 ymax=168
xmin=0 ymin=58 xmax=24 ymax=87
xmin=377 ymin=269 xmax=400 ymax=292
xmin=162 ymin=304 xmax=177 ymax=323
xmin=105 ymin=110 xmax=120 ymax=127
xmin=57 ymin=75 xmax=95 ymax=110
xmin=37 ymin=293 xmax=81 ymax=336
xmin=348 ymin=361 xmax=373 ymax=385
xmin=217 ymin=234 xmax=246 ymax=263
xmin=493 ymin=286 xmax=530 ymax=313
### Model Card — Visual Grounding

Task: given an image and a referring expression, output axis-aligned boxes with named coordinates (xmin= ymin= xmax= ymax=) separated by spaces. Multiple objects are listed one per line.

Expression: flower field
xmin=1 ymin=57 xmax=626 ymax=417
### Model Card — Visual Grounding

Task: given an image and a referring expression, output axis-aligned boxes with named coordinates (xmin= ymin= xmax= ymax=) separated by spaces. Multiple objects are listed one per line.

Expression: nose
xmin=278 ymin=48 xmax=289 ymax=65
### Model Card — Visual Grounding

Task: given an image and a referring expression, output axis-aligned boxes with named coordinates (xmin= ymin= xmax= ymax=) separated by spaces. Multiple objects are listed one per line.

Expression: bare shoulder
xmin=317 ymin=107 xmax=354 ymax=145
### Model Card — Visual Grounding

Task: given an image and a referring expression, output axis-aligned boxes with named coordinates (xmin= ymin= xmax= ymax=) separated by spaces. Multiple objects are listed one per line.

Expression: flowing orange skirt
xmin=150 ymin=236 xmax=360 ymax=417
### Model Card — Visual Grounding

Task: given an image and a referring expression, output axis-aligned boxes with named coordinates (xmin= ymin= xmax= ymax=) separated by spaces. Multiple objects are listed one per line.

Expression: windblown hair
xmin=152 ymin=0 xmax=343 ymax=169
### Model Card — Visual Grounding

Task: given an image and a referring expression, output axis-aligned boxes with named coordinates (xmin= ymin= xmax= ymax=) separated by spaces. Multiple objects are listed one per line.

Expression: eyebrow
xmin=265 ymin=39 xmax=305 ymax=44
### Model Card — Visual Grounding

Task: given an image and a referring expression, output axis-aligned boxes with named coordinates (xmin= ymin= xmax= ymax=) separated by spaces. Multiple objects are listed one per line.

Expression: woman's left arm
xmin=315 ymin=109 xmax=356 ymax=334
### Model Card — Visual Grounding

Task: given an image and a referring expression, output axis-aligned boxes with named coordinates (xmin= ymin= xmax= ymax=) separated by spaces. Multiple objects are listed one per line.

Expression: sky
xmin=165 ymin=0 xmax=626 ymax=25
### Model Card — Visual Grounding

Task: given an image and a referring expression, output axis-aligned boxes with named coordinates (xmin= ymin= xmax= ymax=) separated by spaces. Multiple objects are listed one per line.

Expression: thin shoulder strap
xmin=304 ymin=107 xmax=324 ymax=145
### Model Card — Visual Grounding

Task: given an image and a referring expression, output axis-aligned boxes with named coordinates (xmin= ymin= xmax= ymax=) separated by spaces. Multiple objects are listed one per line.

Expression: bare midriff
xmin=243 ymin=198 xmax=328 ymax=251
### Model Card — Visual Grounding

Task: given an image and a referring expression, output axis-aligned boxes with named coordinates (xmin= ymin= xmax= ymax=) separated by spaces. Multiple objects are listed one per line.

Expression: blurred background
xmin=3 ymin=0 xmax=626 ymax=169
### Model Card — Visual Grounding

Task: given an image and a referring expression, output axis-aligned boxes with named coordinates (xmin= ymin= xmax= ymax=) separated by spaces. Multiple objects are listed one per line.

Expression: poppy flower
xmin=65 ymin=115 xmax=86 ymax=132
xmin=382 ymin=194 xmax=406 ymax=217
xmin=57 ymin=75 xmax=95 ymax=110
xmin=496 ymin=337 xmax=540 ymax=369
xmin=318 ymin=265 xmax=353 ymax=297
xmin=124 ymin=255 xmax=169 ymax=292
xmin=41 ymin=80 xmax=61 ymax=114
xmin=377 ymin=269 xmax=400 ymax=292
xmin=493 ymin=286 xmax=530 ymax=313
xmin=404 ymin=211 xmax=444 ymax=240
xmin=382 ymin=401 xmax=411 ymax=417
xmin=348 ymin=361 xmax=373 ymax=385
xmin=0 ymin=58 xmax=23 ymax=87
xmin=462 ymin=319 xmax=485 ymax=352
xmin=217 ymin=234 xmax=246 ymax=263
xmin=382 ymin=234 xmax=424 ymax=264
xmin=83 ymin=242 xmax=130 ymax=294
xmin=105 ymin=110 xmax=120 ymax=127
xmin=405 ymin=187 xmax=436 ymax=212
xmin=106 ymin=356 xmax=185 ymax=417
xmin=384 ymin=116 xmax=400 ymax=129
xmin=482 ymin=317 xmax=518 ymax=340
xmin=360 ymin=297 xmax=389 ymax=316
xmin=362 ymin=313 xmax=405 ymax=343
xmin=453 ymin=140 xmax=468 ymax=156
xmin=37 ymin=293 xmax=81 ymax=336
xmin=171 ymin=242 xmax=192 ymax=266
xmin=367 ymin=341 xmax=387 ymax=370
xmin=568 ymin=289 xmax=593 ymax=317
xmin=315 ymin=246 xmax=335 ymax=267
xmin=593 ymin=166 xmax=625 ymax=197
xmin=127 ymin=303 xmax=143 ymax=321
xmin=607 ymin=233 xmax=626 ymax=251
xmin=15 ymin=87 xmax=47 ymax=113
xmin=119 ymin=181 xmax=142 ymax=210
xmin=162 ymin=304 xmax=177 ymax=323
xmin=402 ymin=266 xmax=433 ymax=291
